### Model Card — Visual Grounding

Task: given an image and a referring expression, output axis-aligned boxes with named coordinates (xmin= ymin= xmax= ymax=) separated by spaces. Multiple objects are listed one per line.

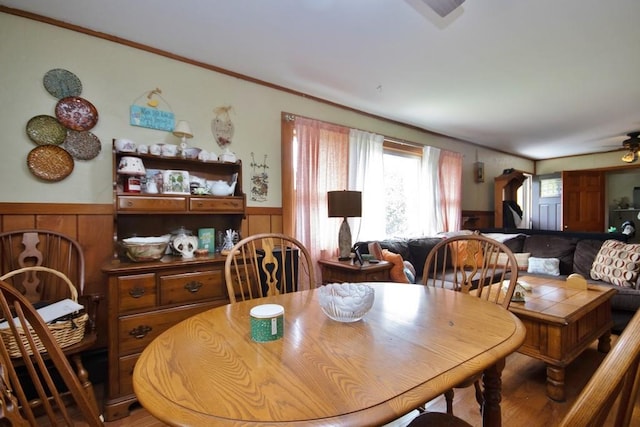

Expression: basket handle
xmin=0 ymin=266 xmax=78 ymax=302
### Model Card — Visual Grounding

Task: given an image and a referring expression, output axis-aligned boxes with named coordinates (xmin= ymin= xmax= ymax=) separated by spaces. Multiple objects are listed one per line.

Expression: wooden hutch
xmin=494 ymin=170 xmax=527 ymax=228
xmin=102 ymin=141 xmax=246 ymax=420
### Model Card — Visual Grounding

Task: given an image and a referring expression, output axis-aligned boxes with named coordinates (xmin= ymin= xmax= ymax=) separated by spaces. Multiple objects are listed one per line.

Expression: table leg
xmin=598 ymin=330 xmax=611 ymax=353
xmin=481 ymin=358 xmax=505 ymax=427
xmin=546 ymin=365 xmax=565 ymax=401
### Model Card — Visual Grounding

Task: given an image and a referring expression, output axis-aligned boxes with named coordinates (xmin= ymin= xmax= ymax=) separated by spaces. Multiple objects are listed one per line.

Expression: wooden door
xmin=562 ymin=170 xmax=605 ymax=232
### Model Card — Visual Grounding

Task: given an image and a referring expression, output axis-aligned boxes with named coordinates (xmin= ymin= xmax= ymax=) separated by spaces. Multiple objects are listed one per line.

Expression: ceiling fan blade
xmin=421 ymin=0 xmax=466 ymax=17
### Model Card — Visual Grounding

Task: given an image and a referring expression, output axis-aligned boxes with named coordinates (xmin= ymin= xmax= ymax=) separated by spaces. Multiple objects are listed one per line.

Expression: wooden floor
xmin=98 ymin=337 xmax=639 ymax=427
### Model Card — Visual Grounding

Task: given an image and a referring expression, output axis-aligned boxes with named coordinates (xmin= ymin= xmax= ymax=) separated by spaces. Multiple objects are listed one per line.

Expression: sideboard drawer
xmin=118 ymin=196 xmax=187 ymax=212
xmin=118 ymin=305 xmax=209 ymax=356
xmin=117 ymin=273 xmax=156 ymax=312
xmin=117 ymin=353 xmax=139 ymax=397
xmin=190 ymin=197 xmax=244 ymax=212
xmin=159 ymin=270 xmax=225 ymax=305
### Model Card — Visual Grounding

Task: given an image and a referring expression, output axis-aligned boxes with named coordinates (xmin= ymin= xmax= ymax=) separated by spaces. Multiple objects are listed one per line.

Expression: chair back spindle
xmin=225 ymin=233 xmax=316 ymax=304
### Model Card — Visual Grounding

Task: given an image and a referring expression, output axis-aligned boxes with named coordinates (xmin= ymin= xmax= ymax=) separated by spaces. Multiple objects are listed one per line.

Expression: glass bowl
xmin=318 ymin=283 xmax=375 ymax=322
xmin=121 ymin=235 xmax=171 ymax=262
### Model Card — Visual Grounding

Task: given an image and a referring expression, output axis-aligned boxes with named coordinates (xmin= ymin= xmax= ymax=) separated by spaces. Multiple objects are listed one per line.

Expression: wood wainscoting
xmin=0 ymin=202 xmax=284 ymax=350
xmin=462 ymin=210 xmax=494 ymax=229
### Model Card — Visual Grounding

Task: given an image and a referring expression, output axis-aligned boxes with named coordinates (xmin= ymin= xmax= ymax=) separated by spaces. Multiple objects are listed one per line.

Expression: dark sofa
xmin=356 ymin=229 xmax=638 ymax=333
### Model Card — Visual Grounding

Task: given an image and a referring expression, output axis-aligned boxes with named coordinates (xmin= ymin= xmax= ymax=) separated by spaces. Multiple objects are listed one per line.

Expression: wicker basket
xmin=0 ymin=266 xmax=88 ymax=357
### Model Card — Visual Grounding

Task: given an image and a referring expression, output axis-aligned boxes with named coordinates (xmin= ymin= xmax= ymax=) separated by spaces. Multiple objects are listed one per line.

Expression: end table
xmin=318 ymin=258 xmax=392 ymax=285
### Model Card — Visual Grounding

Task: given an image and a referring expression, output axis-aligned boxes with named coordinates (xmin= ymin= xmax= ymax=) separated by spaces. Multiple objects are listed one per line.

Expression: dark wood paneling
xmin=462 ymin=210 xmax=494 ymax=229
xmin=0 ymin=203 xmax=114 ymax=348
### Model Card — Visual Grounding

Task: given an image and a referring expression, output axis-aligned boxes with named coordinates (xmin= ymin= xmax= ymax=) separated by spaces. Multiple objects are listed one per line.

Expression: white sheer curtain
xmin=419 ymin=147 xmax=462 ymax=234
xmin=420 ymin=146 xmax=444 ymax=235
xmin=348 ymin=129 xmax=385 ymax=242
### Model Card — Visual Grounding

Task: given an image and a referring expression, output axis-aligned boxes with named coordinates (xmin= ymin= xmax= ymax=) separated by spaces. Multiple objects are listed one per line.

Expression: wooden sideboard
xmin=102 ymin=257 xmax=230 ymax=420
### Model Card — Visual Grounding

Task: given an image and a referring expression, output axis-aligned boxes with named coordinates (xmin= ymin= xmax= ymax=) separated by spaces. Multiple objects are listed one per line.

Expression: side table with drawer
xmin=318 ymin=258 xmax=392 ymax=284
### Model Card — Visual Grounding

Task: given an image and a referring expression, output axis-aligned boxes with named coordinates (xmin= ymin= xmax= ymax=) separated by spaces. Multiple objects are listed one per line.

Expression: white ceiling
xmin=4 ymin=0 xmax=640 ymax=160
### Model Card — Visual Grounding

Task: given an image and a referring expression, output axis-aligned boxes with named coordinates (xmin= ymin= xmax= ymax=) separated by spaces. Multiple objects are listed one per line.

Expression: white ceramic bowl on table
xmin=318 ymin=283 xmax=375 ymax=322
xmin=120 ymin=235 xmax=171 ymax=262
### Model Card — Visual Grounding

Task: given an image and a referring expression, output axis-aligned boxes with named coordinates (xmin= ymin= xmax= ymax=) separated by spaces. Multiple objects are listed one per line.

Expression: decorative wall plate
xmin=26 ymin=115 xmax=67 ymax=145
xmin=27 ymin=145 xmax=74 ymax=181
xmin=43 ymin=68 xmax=82 ymax=99
xmin=62 ymin=130 xmax=101 ymax=160
xmin=211 ymin=106 xmax=234 ymax=148
xmin=55 ymin=96 xmax=98 ymax=131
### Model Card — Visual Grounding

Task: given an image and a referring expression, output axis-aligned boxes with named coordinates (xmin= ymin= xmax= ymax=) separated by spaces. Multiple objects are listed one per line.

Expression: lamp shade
xmin=173 ymin=120 xmax=193 ymax=139
xmin=328 ymin=191 xmax=362 ymax=218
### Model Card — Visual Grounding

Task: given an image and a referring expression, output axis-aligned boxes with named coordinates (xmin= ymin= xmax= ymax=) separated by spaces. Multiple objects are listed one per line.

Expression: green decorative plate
xmin=26 ymin=115 xmax=67 ymax=145
xmin=43 ymin=68 xmax=82 ymax=99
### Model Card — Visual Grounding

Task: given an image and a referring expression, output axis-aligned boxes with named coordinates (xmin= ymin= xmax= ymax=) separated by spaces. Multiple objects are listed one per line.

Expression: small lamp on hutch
xmin=173 ymin=120 xmax=193 ymax=158
xmin=328 ymin=190 xmax=362 ymax=261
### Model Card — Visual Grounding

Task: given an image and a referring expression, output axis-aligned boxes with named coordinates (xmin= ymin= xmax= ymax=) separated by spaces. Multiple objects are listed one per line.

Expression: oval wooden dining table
xmin=133 ymin=283 xmax=525 ymax=427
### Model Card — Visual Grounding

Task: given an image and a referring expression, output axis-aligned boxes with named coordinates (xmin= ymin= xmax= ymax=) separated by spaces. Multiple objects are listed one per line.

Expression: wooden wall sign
xmin=130 ymin=105 xmax=175 ymax=131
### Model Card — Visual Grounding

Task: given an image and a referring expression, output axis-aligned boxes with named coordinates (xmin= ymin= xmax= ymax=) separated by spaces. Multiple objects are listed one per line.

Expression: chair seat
xmin=407 ymin=411 xmax=472 ymax=427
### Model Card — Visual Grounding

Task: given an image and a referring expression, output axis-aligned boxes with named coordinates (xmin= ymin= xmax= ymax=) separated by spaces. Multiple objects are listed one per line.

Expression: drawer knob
xmin=184 ymin=281 xmax=203 ymax=293
xmin=129 ymin=325 xmax=152 ymax=339
xmin=129 ymin=286 xmax=145 ymax=298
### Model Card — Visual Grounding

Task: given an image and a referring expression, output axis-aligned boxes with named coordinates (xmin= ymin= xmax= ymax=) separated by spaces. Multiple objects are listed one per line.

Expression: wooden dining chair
xmin=224 ymin=233 xmax=316 ymax=303
xmin=0 ymin=279 xmax=104 ymax=426
xmin=558 ymin=307 xmax=640 ymax=426
xmin=421 ymin=232 xmax=519 ymax=416
xmin=0 ymin=229 xmax=100 ymax=413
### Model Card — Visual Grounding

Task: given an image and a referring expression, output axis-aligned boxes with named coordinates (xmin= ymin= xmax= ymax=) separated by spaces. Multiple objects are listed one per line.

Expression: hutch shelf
xmin=102 ymin=141 xmax=246 ymax=420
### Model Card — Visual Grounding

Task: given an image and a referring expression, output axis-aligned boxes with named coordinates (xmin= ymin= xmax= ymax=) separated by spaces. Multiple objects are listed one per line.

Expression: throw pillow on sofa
xmin=490 ymin=252 xmax=530 ymax=271
xmin=451 ymin=240 xmax=484 ymax=268
xmin=522 ymin=235 xmax=577 ymax=276
xmin=590 ymin=239 xmax=640 ymax=288
xmin=528 ymin=257 xmax=560 ymax=276
xmin=381 ymin=249 xmax=410 ymax=283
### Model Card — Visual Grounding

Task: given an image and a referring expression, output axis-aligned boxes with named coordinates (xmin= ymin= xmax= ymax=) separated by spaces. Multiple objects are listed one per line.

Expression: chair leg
xmin=473 ymin=380 xmax=484 ymax=413
xmin=444 ymin=388 xmax=454 ymax=415
xmin=70 ymin=354 xmax=100 ymax=415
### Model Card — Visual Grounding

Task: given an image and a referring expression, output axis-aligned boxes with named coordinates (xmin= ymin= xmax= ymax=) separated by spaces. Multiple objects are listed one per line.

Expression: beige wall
xmin=536 ymin=151 xmax=640 ymax=175
xmin=1 ymin=12 xmax=533 ymax=212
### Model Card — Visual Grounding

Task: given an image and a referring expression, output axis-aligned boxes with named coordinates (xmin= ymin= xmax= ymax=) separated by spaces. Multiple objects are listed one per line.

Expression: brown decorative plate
xmin=27 ymin=145 xmax=74 ymax=181
xmin=43 ymin=68 xmax=82 ymax=99
xmin=62 ymin=130 xmax=101 ymax=160
xmin=55 ymin=96 xmax=98 ymax=131
xmin=26 ymin=115 xmax=67 ymax=145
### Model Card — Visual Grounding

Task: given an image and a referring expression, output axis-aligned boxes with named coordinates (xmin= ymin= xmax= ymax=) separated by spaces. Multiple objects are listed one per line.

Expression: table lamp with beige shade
xmin=173 ymin=120 xmax=193 ymax=158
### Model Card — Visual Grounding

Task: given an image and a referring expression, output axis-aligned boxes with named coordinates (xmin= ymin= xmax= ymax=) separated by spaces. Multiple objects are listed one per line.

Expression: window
xmin=383 ymin=142 xmax=423 ymax=238
xmin=282 ymin=114 xmax=462 ymax=269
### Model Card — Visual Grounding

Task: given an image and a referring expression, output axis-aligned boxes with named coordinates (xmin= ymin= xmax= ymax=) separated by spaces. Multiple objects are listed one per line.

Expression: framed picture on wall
xmin=474 ymin=162 xmax=484 ymax=183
